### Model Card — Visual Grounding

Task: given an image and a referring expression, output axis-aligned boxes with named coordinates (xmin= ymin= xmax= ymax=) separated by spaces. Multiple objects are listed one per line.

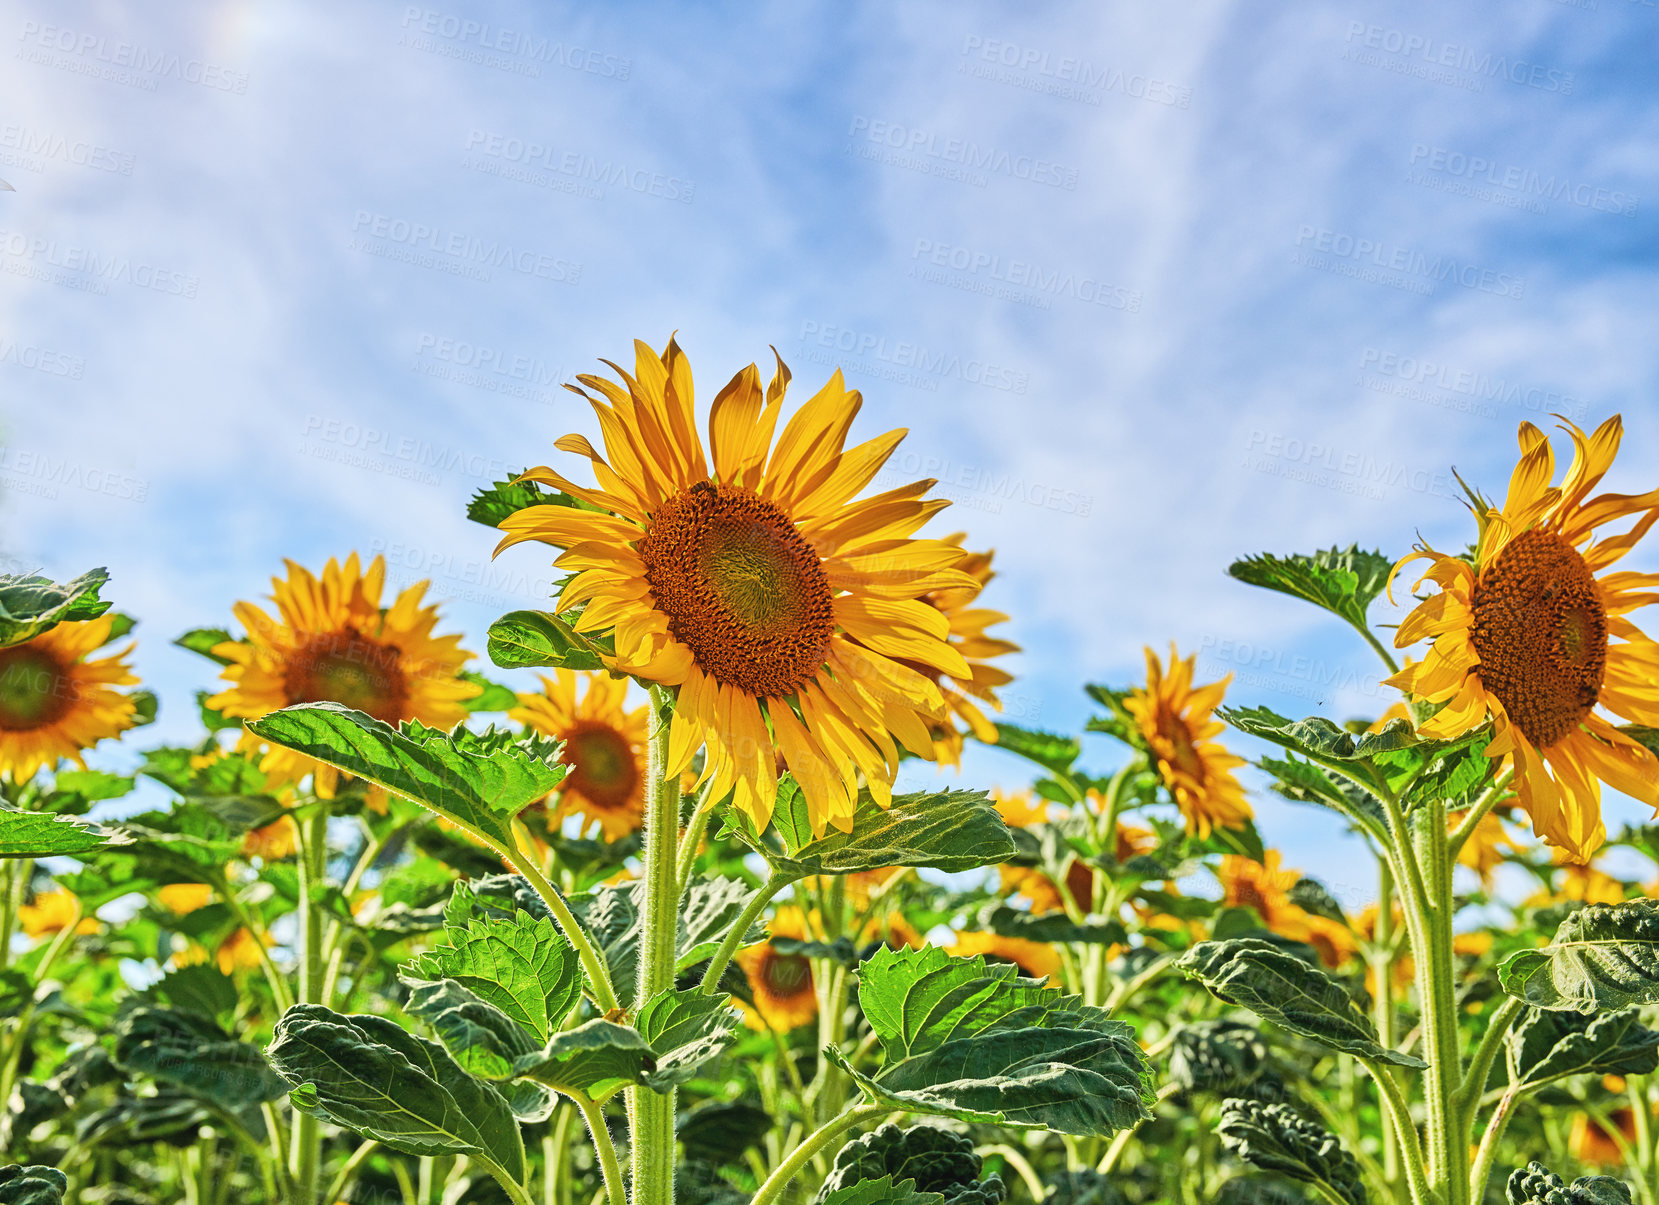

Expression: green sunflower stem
xmin=631 ymin=685 xmax=683 ymax=1205
xmin=701 ymin=872 xmax=791 ymax=993
xmin=290 ymin=802 xmax=331 ymax=1203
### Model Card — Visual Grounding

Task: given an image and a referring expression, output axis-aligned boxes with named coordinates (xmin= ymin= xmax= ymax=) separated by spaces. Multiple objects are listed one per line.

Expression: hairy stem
xmin=750 ymin=1105 xmax=885 ymax=1205
xmin=700 ymin=872 xmax=791 ymax=993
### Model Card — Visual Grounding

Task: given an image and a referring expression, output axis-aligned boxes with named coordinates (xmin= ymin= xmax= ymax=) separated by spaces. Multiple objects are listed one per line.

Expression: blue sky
xmin=3 ymin=0 xmax=1658 ymax=902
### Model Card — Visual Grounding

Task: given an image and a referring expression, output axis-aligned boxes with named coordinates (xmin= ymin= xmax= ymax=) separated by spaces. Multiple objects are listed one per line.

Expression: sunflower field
xmin=5 ymin=337 xmax=1659 ymax=1205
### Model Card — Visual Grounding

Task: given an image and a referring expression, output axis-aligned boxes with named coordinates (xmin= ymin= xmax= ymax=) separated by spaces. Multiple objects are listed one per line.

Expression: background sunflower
xmin=0 ymin=614 xmax=141 ymax=782
xmin=511 ymin=669 xmax=647 ymax=840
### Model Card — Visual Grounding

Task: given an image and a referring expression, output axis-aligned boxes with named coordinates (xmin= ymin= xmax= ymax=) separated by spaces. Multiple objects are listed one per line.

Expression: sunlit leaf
xmin=1178 ymin=939 xmax=1425 ymax=1069
xmin=512 ymin=1019 xmax=654 ymax=1099
xmin=486 ymin=610 xmax=607 ymax=672
xmin=174 ymin=627 xmax=238 ymax=666
xmin=1509 ymin=1007 xmax=1659 ymax=1089
xmin=0 ymin=568 xmax=109 ymax=648
xmin=636 ymin=987 xmax=740 ymax=1090
xmin=0 ymin=807 xmax=127 ymax=859
xmin=403 ymin=978 xmax=554 ymax=1122
xmin=992 ymin=724 xmax=1081 ymax=776
xmin=1498 ymin=902 xmax=1659 ymax=1011
xmin=1227 ymin=547 xmax=1392 ymax=632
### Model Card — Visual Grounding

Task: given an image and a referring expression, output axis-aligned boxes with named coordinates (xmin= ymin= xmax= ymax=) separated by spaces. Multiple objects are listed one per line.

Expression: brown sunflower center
xmin=637 ymin=481 xmax=834 ymax=697
xmin=759 ymin=948 xmax=813 ymax=999
xmin=0 ymin=646 xmax=72 ymax=732
xmin=284 ymin=631 xmax=410 ymax=722
xmin=1469 ymin=528 xmax=1606 ymax=748
xmin=561 ymin=720 xmax=639 ymax=812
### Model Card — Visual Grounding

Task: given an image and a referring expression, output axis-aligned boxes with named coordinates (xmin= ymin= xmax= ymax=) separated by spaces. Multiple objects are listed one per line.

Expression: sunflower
xmin=241 ymin=817 xmax=298 ymax=861
xmin=156 ymin=884 xmax=213 ymax=914
xmin=1220 ymin=852 xmax=1356 ymax=969
xmin=734 ymin=906 xmax=819 ymax=1032
xmin=17 ymin=889 xmax=97 ymax=938
xmin=912 ymin=536 xmax=1019 ymax=768
xmin=950 ymin=930 xmax=1062 ymax=982
xmin=1525 ymin=863 xmax=1624 ymax=909
xmin=208 ymin=554 xmax=479 ymax=798
xmin=1455 ymin=809 xmax=1521 ymax=884
xmin=1125 ymin=645 xmax=1250 ymax=838
xmin=1387 ymin=417 xmax=1659 ymax=863
xmin=511 ymin=670 xmax=647 ymax=840
xmin=0 ymin=615 xmax=140 ymax=782
xmin=493 ymin=338 xmax=976 ymax=836
xmin=861 ymin=908 xmax=926 ymax=950
xmin=1571 ymin=1107 xmax=1637 ymax=1167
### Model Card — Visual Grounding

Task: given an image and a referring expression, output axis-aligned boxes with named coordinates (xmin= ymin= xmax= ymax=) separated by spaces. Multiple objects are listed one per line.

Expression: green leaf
xmin=467 ymin=474 xmax=586 ymax=529
xmin=0 ymin=568 xmax=109 ymax=648
xmin=1499 ymin=901 xmax=1659 ymax=1011
xmin=43 ymin=770 xmax=134 ymax=808
xmin=1509 ymin=1007 xmax=1659 ymax=1089
xmin=140 ymin=964 xmax=239 ymax=1025
xmin=636 ymin=988 xmax=741 ymax=1090
xmin=403 ymin=978 xmax=554 ymax=1122
xmin=839 ymin=946 xmax=1153 ymax=1136
xmin=267 ymin=1003 xmax=525 ymax=1182
xmin=407 ymin=881 xmax=581 ymax=1041
xmin=1259 ymin=756 xmax=1386 ymax=834
xmin=511 ymin=1019 xmax=654 ymax=1099
xmin=245 ymin=703 xmax=566 ymax=850
xmin=817 ymin=1178 xmax=946 ymax=1205
xmin=1287 ymin=880 xmax=1347 ymax=927
xmin=74 ymin=1093 xmax=214 ymax=1148
xmin=1221 ymin=707 xmax=1418 ymax=764
xmin=1227 ymin=546 xmax=1392 ymax=633
xmin=113 ymin=1008 xmax=286 ymax=1122
xmin=1169 ymin=1021 xmax=1271 ymax=1095
xmin=991 ymin=724 xmax=1081 ymax=775
xmin=1178 ymin=939 xmax=1426 ymax=1069
xmin=721 ymin=781 xmax=1014 ymax=877
xmin=0 ymin=1165 xmax=68 ymax=1205
xmin=462 ymin=672 xmax=521 ymax=713
xmin=174 ymin=627 xmax=238 ymax=666
xmin=678 ymin=1100 xmax=774 ymax=1166
xmin=1216 ymin=1098 xmax=1367 ymax=1205
xmin=976 ymin=903 xmax=1127 ymax=947
xmin=814 ymin=1122 xmax=1007 ymax=1205
xmin=0 ymin=807 xmax=126 ymax=859
xmin=487 ymin=610 xmax=607 ymax=672
xmin=1507 ymin=1162 xmax=1632 ymax=1205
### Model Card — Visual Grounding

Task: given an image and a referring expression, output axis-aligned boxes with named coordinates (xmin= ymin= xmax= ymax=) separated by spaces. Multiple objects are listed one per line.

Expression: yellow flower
xmin=993 ymin=788 xmax=1048 ymax=828
xmin=156 ymin=884 xmax=213 ymax=914
xmin=0 ymin=615 xmax=140 ymax=781
xmin=733 ymin=907 xmax=818 ymax=1032
xmin=1455 ymin=809 xmax=1521 ymax=883
xmin=208 ymin=554 xmax=479 ymax=799
xmin=241 ymin=816 xmax=298 ymax=861
xmin=511 ymin=670 xmax=647 ymax=841
xmin=1220 ymin=852 xmax=1356 ymax=970
xmin=913 ymin=537 xmax=1019 ymax=768
xmin=214 ymin=927 xmax=269 ymax=974
xmin=861 ymin=909 xmax=926 ymax=950
xmin=17 ymin=889 xmax=97 ymax=937
xmin=1526 ymin=862 xmax=1625 ymax=909
xmin=493 ymin=337 xmax=975 ymax=836
xmin=1387 ymin=416 xmax=1659 ymax=863
xmin=1571 ymin=1107 xmax=1636 ymax=1166
xmin=950 ymin=930 xmax=1062 ymax=982
xmin=1125 ymin=645 xmax=1250 ymax=838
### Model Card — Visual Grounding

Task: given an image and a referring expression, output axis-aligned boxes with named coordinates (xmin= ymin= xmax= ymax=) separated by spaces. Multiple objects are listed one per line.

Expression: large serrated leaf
xmin=813 ymin=1122 xmax=1006 ymax=1205
xmin=841 ymin=946 xmax=1153 ymax=1137
xmin=1509 ymin=1007 xmax=1659 ymax=1089
xmin=1227 ymin=547 xmax=1392 ymax=632
xmin=1507 ymin=1162 xmax=1632 ymax=1205
xmin=1499 ymin=901 xmax=1659 ymax=1011
xmin=267 ymin=1003 xmax=525 ymax=1182
xmin=1220 ymin=707 xmax=1418 ymax=763
xmin=1217 ymin=1098 xmax=1367 ymax=1205
xmin=722 ymin=782 xmax=1014 ymax=877
xmin=1258 ymin=756 xmax=1386 ymax=833
xmin=486 ymin=610 xmax=607 ymax=672
xmin=246 ymin=703 xmax=565 ymax=850
xmin=0 ymin=807 xmax=127 ymax=859
xmin=407 ymin=882 xmax=581 ymax=1041
xmin=0 ymin=568 xmax=109 ymax=648
xmin=976 ymin=903 xmax=1127 ymax=947
xmin=992 ymin=724 xmax=1081 ymax=775
xmin=512 ymin=1019 xmax=654 ymax=1099
xmin=403 ymin=979 xmax=554 ymax=1122
xmin=817 ymin=1178 xmax=947 ymax=1205
xmin=568 ymin=876 xmax=760 ymax=1007
xmin=1178 ymin=939 xmax=1425 ymax=1069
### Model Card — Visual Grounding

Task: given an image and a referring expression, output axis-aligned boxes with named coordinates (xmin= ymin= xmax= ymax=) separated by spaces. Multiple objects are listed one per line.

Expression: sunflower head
xmin=512 ymin=669 xmax=647 ymax=840
xmin=18 ymin=888 xmax=97 ymax=938
xmin=949 ymin=930 xmax=1062 ymax=982
xmin=1388 ymin=416 xmax=1659 ymax=862
xmin=1124 ymin=644 xmax=1250 ymax=838
xmin=493 ymin=338 xmax=980 ymax=837
xmin=208 ymin=554 xmax=479 ymax=797
xmin=734 ymin=906 xmax=819 ymax=1031
xmin=0 ymin=614 xmax=140 ymax=782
